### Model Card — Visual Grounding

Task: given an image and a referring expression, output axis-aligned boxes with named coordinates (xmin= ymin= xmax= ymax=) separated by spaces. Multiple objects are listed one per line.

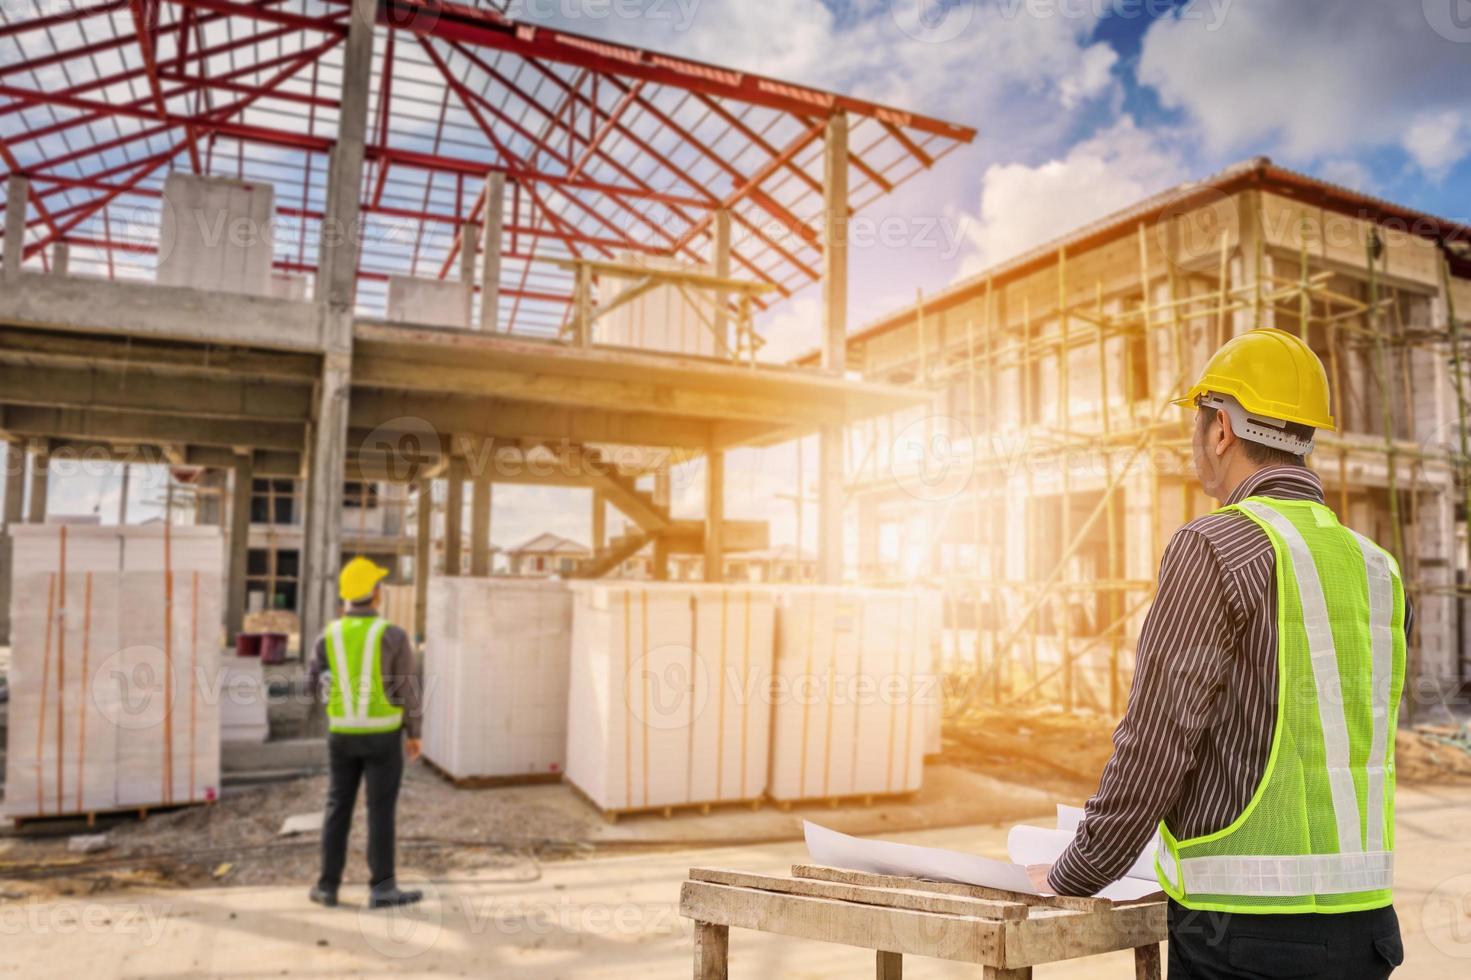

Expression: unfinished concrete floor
xmin=0 ymin=783 xmax=1466 ymax=979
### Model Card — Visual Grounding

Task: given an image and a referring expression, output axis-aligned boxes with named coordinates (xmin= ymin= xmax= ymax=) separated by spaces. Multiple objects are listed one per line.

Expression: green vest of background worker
xmin=307 ymin=557 xmax=424 ymax=909
xmin=1032 ymin=329 xmax=1407 ymax=978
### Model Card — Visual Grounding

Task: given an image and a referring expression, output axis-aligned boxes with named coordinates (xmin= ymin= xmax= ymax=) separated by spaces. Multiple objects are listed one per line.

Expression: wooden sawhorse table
xmin=680 ymin=864 xmax=1166 ymax=979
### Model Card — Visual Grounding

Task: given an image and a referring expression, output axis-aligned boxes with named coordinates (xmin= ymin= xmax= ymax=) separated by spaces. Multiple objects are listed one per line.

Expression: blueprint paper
xmin=803 ymin=821 xmax=1038 ymax=893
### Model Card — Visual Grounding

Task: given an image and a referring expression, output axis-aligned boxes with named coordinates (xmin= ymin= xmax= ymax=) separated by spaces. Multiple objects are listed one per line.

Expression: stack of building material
xmin=156 ymin=172 xmax=274 ymax=296
xmin=766 ymin=588 xmax=938 ymax=804
xmin=594 ymin=254 xmax=723 ymax=357
xmin=565 ymin=583 xmax=775 ymax=815
xmin=3 ymin=525 xmax=223 ymax=820
xmin=217 ymin=656 xmax=269 ymax=744
xmin=422 ymin=577 xmax=572 ymax=782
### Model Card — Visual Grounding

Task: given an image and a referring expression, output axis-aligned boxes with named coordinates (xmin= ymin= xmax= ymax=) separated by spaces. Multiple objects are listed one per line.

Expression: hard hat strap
xmin=1198 ymin=392 xmax=1317 ymax=456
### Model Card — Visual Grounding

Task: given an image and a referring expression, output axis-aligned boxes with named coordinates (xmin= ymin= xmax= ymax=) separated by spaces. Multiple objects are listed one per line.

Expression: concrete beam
xmin=0 ymin=327 xmax=319 ymax=380
xmin=0 ymin=273 xmax=326 ymax=352
xmin=0 ymin=405 xmax=306 ymax=451
xmin=226 ymin=454 xmax=252 ymax=642
xmin=0 ymin=362 xmax=313 ymax=421
xmin=480 ymin=172 xmax=505 ymax=332
xmin=349 ymin=391 xmax=716 ymax=450
xmin=5 ymin=176 xmax=27 ymax=280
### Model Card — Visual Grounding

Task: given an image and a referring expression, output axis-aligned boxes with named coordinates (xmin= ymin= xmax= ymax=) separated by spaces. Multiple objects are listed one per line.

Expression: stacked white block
xmin=422 ymin=578 xmax=572 ymax=781
xmin=3 ymin=525 xmax=223 ymax=820
xmin=386 ymin=275 xmax=470 ymax=328
xmin=218 ymin=656 xmax=269 ymax=745
xmin=565 ymin=583 xmax=775 ymax=813
xmin=157 ymin=173 xmax=275 ymax=296
xmin=766 ymin=588 xmax=938 ymax=802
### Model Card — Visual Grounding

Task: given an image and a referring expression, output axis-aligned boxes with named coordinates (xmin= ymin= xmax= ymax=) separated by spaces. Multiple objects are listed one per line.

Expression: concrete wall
xmin=386 ymin=275 xmax=468 ymax=329
xmin=157 ymin=173 xmax=275 ymax=296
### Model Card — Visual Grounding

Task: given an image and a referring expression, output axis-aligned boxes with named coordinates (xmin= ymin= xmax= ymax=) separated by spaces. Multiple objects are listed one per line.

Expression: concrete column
xmin=704 ymin=450 xmax=724 ymax=583
xmin=818 ymin=426 xmax=843 ymax=583
xmin=51 ymin=242 xmax=68 ymax=276
xmin=480 ymin=173 xmax=505 ymax=332
xmin=444 ymin=459 xmax=464 ymax=576
xmin=460 ymin=220 xmax=478 ymax=328
xmin=226 ymin=455 xmax=253 ymax=642
xmin=27 ymin=439 xmax=49 ymax=524
xmin=470 ymin=476 xmax=492 ymax=576
xmin=117 ymin=462 xmax=130 ymax=524
xmin=652 ymin=537 xmax=670 ymax=582
xmin=821 ymin=113 xmax=849 ymax=375
xmin=301 ymin=0 xmax=374 ymax=647
xmin=1234 ymin=189 xmax=1270 ymax=335
xmin=654 ymin=464 xmax=672 ymax=508
xmin=0 ymin=439 xmax=26 ymax=644
xmin=712 ymin=208 xmax=731 ymax=351
xmin=818 ymin=112 xmax=849 ymax=584
xmin=414 ymin=479 xmax=432 ymax=641
xmin=5 ymin=175 xmax=27 ymax=280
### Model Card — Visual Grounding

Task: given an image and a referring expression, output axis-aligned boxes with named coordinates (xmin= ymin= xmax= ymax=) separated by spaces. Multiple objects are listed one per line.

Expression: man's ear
xmin=1215 ymin=408 xmax=1235 ymax=456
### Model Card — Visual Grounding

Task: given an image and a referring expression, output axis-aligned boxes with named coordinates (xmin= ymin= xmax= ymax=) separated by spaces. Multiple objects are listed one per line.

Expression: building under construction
xmin=0 ymin=0 xmax=971 ymax=653
xmin=834 ymin=158 xmax=1471 ymax=721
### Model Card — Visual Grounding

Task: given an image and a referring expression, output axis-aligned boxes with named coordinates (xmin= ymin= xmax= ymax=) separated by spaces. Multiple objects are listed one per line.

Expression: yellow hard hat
xmin=1171 ymin=328 xmax=1335 ymax=430
xmin=339 ymin=556 xmax=389 ymax=602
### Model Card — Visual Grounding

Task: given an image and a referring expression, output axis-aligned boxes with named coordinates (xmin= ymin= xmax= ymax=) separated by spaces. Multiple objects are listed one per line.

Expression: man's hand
xmin=1026 ymin=864 xmax=1054 ymax=894
xmin=405 ymin=738 xmax=422 ymax=762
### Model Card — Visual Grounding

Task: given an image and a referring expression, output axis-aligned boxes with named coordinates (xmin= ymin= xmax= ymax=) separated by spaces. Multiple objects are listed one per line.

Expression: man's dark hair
xmin=1196 ymin=407 xmax=1309 ymax=468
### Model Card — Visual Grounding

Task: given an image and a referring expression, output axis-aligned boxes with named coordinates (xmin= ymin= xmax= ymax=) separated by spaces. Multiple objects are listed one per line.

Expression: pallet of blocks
xmin=766 ymin=588 xmax=938 ymax=806
xmin=3 ymin=525 xmax=223 ymax=822
xmin=421 ymin=577 xmax=571 ymax=783
xmin=564 ymin=583 xmax=775 ymax=818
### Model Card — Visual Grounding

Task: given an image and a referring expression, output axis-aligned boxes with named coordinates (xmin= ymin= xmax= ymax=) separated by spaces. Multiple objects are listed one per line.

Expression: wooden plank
xmin=792 ymin=865 xmax=1111 ymax=914
xmin=875 ymin=949 xmax=902 ymax=979
xmin=1133 ymin=942 xmax=1162 ymax=980
xmin=693 ymin=920 xmax=728 ymax=980
xmin=982 ymin=968 xmax=1031 ymax=979
xmin=1000 ymin=904 xmax=1167 ymax=969
xmin=689 ymin=868 xmax=1025 ymax=921
xmin=679 ymin=881 xmax=1003 ymax=965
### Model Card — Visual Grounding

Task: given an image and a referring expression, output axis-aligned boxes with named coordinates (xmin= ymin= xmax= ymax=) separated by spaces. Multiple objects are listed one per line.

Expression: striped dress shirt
xmin=1047 ymin=464 xmax=1411 ymax=896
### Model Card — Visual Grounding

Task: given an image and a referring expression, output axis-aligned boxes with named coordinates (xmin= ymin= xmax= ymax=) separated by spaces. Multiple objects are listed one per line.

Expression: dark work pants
xmin=1168 ymin=899 xmax=1403 ymax=979
xmin=318 ymin=729 xmax=404 ymax=892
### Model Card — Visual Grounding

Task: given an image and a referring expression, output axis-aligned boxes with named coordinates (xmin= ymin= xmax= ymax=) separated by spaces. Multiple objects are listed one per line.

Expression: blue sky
xmin=13 ymin=0 xmax=1471 ymax=552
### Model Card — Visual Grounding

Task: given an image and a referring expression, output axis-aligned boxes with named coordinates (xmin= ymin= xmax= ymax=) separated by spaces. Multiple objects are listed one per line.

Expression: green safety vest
xmin=1155 ymin=496 xmax=1406 ymax=914
xmin=324 ymin=616 xmax=404 ymax=735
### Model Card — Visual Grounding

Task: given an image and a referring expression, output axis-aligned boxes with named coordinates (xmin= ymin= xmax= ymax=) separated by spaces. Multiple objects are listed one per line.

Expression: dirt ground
xmin=5 ymin=708 xmax=1470 ymax=908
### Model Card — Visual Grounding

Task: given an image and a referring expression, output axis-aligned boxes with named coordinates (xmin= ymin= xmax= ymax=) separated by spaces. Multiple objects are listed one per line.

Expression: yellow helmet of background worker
xmin=1171 ymin=328 xmax=1335 ymax=431
xmin=339 ymin=556 xmax=389 ymax=602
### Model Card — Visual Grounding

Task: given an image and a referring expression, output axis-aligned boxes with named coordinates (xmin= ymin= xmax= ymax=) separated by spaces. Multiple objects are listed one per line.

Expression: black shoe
xmin=367 ymin=885 xmax=423 ymax=909
xmin=309 ymin=885 xmax=339 ymax=908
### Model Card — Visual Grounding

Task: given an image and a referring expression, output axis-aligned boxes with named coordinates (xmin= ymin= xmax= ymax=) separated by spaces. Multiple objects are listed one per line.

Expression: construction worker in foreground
xmin=1033 ymin=329 xmax=1407 ymax=977
xmin=308 ymin=557 xmax=424 ymax=909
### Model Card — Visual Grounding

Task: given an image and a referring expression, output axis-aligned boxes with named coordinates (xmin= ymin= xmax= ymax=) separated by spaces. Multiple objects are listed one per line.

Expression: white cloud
xmin=1137 ymin=0 xmax=1471 ymax=174
xmin=956 ymin=118 xmax=1190 ymax=275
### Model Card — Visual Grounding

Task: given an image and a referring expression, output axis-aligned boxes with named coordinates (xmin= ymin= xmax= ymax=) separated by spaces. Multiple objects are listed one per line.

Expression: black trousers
xmin=318 ymin=729 xmax=404 ymax=891
xmin=1167 ymin=899 xmax=1403 ymax=979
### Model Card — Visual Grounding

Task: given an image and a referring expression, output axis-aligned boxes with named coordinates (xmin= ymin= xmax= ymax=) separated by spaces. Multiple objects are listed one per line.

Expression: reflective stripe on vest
xmin=1156 ymin=496 xmax=1405 ymax=914
xmin=325 ymin=617 xmax=402 ymax=734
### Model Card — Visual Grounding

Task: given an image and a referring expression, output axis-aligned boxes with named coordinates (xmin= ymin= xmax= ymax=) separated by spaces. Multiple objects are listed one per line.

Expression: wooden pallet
xmin=8 ymin=798 xmax=212 ymax=832
xmin=565 ymin=779 xmax=763 ymax=824
xmin=767 ymin=791 xmax=918 ymax=812
xmin=420 ymin=755 xmax=565 ymax=790
xmin=680 ymin=864 xmax=1165 ymax=979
